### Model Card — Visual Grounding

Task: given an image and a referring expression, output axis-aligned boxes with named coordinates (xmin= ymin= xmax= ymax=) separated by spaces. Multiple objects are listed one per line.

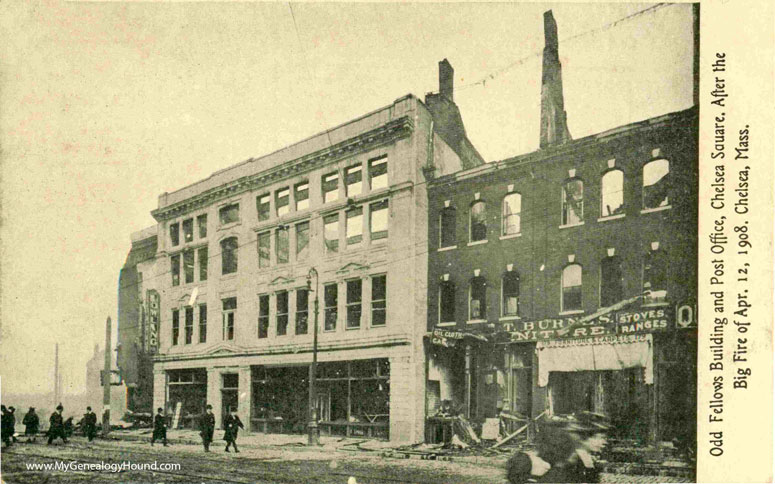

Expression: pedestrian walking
xmin=222 ymin=408 xmax=244 ymax=453
xmin=151 ymin=408 xmax=168 ymax=447
xmin=47 ymin=404 xmax=68 ymax=445
xmin=199 ymin=405 xmax=215 ymax=452
xmin=23 ymin=407 xmax=39 ymax=443
xmin=83 ymin=407 xmax=98 ymax=442
xmin=1 ymin=405 xmax=13 ymax=448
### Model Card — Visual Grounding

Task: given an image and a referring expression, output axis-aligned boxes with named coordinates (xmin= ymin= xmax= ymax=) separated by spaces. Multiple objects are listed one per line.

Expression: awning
xmin=536 ymin=334 xmax=653 ymax=387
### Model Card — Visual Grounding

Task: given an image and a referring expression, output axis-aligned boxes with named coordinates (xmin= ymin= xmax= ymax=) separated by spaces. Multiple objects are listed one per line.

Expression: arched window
xmin=562 ymin=179 xmax=584 ymax=225
xmin=643 ymin=249 xmax=668 ymax=305
xmin=561 ymin=264 xmax=582 ymax=312
xmin=469 ymin=276 xmax=487 ymax=320
xmin=439 ymin=281 xmax=456 ymax=324
xmin=470 ymin=201 xmax=487 ymax=242
xmin=643 ymin=159 xmax=670 ymax=209
xmin=502 ymin=193 xmax=522 ymax=236
xmin=502 ymin=271 xmax=520 ymax=317
xmin=600 ymin=170 xmax=624 ymax=217
xmin=220 ymin=237 xmax=238 ymax=275
xmin=439 ymin=207 xmax=457 ymax=248
xmin=600 ymin=256 xmax=623 ymax=307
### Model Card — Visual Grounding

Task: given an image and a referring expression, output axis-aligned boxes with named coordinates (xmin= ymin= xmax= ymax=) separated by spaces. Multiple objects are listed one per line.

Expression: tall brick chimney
xmin=439 ymin=59 xmax=454 ymax=102
xmin=540 ymin=10 xmax=572 ymax=148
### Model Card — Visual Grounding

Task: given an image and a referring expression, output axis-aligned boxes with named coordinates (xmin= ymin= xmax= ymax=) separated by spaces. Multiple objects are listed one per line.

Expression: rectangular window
xmin=276 ymin=227 xmax=289 ymax=264
xmin=324 ymin=284 xmax=338 ymax=331
xmin=439 ymin=282 xmax=456 ymax=323
xmin=184 ymin=307 xmax=194 ymax=344
xmin=169 ymin=223 xmax=180 ymax=246
xmin=322 ymin=172 xmax=339 ymax=203
xmin=440 ymin=208 xmax=457 ymax=248
xmin=197 ymin=214 xmax=208 ymax=239
xmin=276 ymin=291 xmax=289 ymax=336
xmin=172 ymin=309 xmax=180 ymax=345
xmin=346 ymin=207 xmax=363 ymax=246
xmin=502 ymin=273 xmax=520 ymax=317
xmin=324 ymin=214 xmax=339 ymax=253
xmin=296 ymin=289 xmax=309 ymax=335
xmin=171 ymin=254 xmax=180 ymax=286
xmin=257 ymin=194 xmax=270 ymax=221
xmin=562 ymin=265 xmax=583 ymax=312
xmin=276 ymin=188 xmax=290 ymax=217
xmin=371 ymin=275 xmax=386 ymax=326
xmin=470 ymin=278 xmax=487 ymax=319
xmin=183 ymin=250 xmax=195 ymax=284
xmin=258 ymin=232 xmax=271 ymax=268
xmin=369 ymin=156 xmax=388 ymax=191
xmin=370 ymin=200 xmax=388 ymax=240
xmin=296 ymin=221 xmax=309 ymax=261
xmin=258 ymin=295 xmax=269 ymax=339
xmin=222 ymin=298 xmax=236 ymax=340
xmin=345 ymin=165 xmax=363 ymax=197
xmin=295 ymin=182 xmax=309 ymax=211
xmin=643 ymin=250 xmax=668 ymax=305
xmin=198 ymin=304 xmax=207 ymax=343
xmin=219 ymin=203 xmax=240 ymax=225
xmin=346 ymin=279 xmax=362 ymax=329
xmin=198 ymin=247 xmax=208 ymax=281
xmin=562 ymin=180 xmax=584 ymax=225
xmin=600 ymin=256 xmax=624 ymax=307
xmin=182 ymin=219 xmax=194 ymax=243
xmin=221 ymin=238 xmax=238 ymax=275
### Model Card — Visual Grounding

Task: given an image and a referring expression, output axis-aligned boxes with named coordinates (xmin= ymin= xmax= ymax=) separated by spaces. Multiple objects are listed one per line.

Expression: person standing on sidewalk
xmin=47 ymin=404 xmax=68 ymax=445
xmin=23 ymin=407 xmax=39 ymax=443
xmin=151 ymin=408 xmax=168 ymax=447
xmin=223 ymin=408 xmax=244 ymax=453
xmin=83 ymin=407 xmax=98 ymax=442
xmin=199 ymin=405 xmax=215 ymax=452
xmin=1 ymin=405 xmax=13 ymax=448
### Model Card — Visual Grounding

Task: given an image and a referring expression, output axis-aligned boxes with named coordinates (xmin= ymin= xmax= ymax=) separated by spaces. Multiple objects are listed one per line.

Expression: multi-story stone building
xmin=425 ymin=11 xmax=698 ymax=447
xmin=143 ymin=62 xmax=483 ymax=443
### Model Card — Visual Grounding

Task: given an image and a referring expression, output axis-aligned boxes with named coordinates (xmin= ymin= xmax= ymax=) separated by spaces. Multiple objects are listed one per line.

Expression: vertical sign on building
xmin=146 ymin=289 xmax=160 ymax=353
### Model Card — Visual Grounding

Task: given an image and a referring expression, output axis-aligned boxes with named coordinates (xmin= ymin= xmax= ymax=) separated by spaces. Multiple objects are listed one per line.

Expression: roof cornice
xmin=152 ymin=116 xmax=414 ymax=222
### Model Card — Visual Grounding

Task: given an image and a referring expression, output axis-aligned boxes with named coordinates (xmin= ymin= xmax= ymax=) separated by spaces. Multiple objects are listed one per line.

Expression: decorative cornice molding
xmin=152 ymin=116 xmax=414 ymax=222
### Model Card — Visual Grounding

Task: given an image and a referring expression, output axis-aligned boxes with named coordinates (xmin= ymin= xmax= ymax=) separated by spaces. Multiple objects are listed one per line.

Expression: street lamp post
xmin=306 ymin=268 xmax=320 ymax=446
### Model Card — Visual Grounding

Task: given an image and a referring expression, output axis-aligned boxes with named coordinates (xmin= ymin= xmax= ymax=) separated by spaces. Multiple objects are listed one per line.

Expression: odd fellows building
xmin=425 ymin=11 xmax=698 ymax=447
xmin=142 ymin=61 xmax=482 ymax=442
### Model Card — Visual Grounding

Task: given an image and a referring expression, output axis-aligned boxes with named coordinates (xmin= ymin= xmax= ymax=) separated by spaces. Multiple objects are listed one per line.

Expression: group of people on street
xmin=151 ymin=404 xmax=243 ymax=453
xmin=1 ymin=404 xmax=99 ymax=447
xmin=506 ymin=412 xmax=611 ymax=484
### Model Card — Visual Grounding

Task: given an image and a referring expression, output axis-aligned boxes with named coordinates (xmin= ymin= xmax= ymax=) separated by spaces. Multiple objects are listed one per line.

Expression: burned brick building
xmin=424 ymin=11 xmax=698 ymax=447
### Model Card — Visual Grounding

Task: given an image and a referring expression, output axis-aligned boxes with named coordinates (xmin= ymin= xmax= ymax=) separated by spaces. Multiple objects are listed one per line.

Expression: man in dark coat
xmin=23 ymin=407 xmax=40 ymax=443
xmin=199 ymin=405 xmax=215 ymax=452
xmin=47 ymin=404 xmax=68 ymax=445
xmin=222 ymin=408 xmax=244 ymax=453
xmin=1 ymin=405 xmax=13 ymax=447
xmin=83 ymin=407 xmax=98 ymax=442
xmin=8 ymin=407 xmax=17 ymax=443
xmin=151 ymin=408 xmax=168 ymax=446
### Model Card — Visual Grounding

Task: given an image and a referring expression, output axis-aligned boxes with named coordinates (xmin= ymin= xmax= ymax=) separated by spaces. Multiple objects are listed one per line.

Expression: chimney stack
xmin=540 ymin=10 xmax=572 ymax=148
xmin=439 ymin=59 xmax=454 ymax=102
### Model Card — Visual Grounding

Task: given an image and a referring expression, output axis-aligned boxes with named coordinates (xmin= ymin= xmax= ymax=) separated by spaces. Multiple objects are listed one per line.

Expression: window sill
xmin=499 ymin=233 xmax=522 ymax=241
xmin=370 ymin=324 xmax=386 ymax=329
xmin=499 ymin=316 xmax=521 ymax=322
xmin=641 ymin=205 xmax=672 ymax=214
xmin=467 ymin=319 xmax=488 ymax=324
xmin=345 ymin=325 xmax=361 ymax=331
xmin=218 ymin=221 xmax=242 ymax=231
xmin=323 ymin=328 xmax=337 ymax=333
xmin=438 ymin=245 xmax=458 ymax=252
xmin=467 ymin=240 xmax=488 ymax=247
xmin=437 ymin=321 xmax=457 ymax=327
xmin=559 ymin=310 xmax=584 ymax=316
xmin=597 ymin=213 xmax=626 ymax=223
xmin=558 ymin=222 xmax=585 ymax=230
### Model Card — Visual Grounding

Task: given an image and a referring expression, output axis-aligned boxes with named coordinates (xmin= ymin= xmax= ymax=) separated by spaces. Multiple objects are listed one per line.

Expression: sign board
xmin=146 ymin=290 xmax=160 ymax=353
xmin=430 ymin=328 xmax=486 ymax=347
xmin=171 ymin=401 xmax=182 ymax=429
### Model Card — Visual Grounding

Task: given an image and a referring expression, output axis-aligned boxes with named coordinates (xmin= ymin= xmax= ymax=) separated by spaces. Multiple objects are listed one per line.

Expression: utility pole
xmin=306 ymin=268 xmax=320 ymax=445
xmin=102 ymin=316 xmax=111 ymax=437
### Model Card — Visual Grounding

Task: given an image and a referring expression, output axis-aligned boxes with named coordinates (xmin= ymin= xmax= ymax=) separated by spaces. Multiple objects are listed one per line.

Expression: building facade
xmin=425 ymin=11 xmax=698 ymax=447
xmin=144 ymin=65 xmax=482 ymax=443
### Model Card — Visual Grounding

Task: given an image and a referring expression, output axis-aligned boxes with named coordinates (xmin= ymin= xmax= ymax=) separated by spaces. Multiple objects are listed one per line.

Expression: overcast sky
xmin=0 ymin=2 xmax=694 ymax=395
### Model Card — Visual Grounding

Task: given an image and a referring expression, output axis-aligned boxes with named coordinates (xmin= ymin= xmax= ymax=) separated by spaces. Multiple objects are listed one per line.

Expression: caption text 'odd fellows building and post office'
xmin=118 ymin=10 xmax=698 ymax=445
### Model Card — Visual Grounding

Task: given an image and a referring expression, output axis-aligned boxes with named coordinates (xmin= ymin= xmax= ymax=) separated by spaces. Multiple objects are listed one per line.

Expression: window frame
xmin=198 ymin=304 xmax=207 ymax=343
xmin=183 ymin=249 xmax=195 ymax=284
xmin=600 ymin=169 xmax=625 ymax=218
xmin=184 ymin=306 xmax=194 ymax=344
xmin=469 ymin=201 xmax=487 ymax=242
xmin=642 ymin=158 xmax=670 ymax=210
xmin=439 ymin=206 xmax=457 ymax=248
xmin=469 ymin=276 xmax=487 ymax=321
xmin=258 ymin=295 xmax=269 ymax=339
xmin=221 ymin=297 xmax=237 ymax=341
xmin=561 ymin=263 xmax=583 ymax=313
xmin=258 ymin=231 xmax=271 ymax=268
xmin=171 ymin=309 xmax=180 ymax=346
xmin=295 ymin=221 xmax=310 ymax=261
xmin=438 ymin=281 xmax=456 ymax=325
xmin=345 ymin=164 xmax=363 ymax=198
xmin=346 ymin=207 xmax=363 ymax=246
xmin=219 ymin=203 xmax=240 ymax=226
xmin=599 ymin=255 xmax=624 ymax=308
xmin=169 ymin=222 xmax=180 ymax=247
xmin=561 ymin=178 xmax=584 ymax=226
xmin=220 ymin=237 xmax=238 ymax=275
xmin=198 ymin=247 xmax=208 ymax=281
xmin=296 ymin=288 xmax=309 ymax=335
xmin=324 ymin=214 xmax=339 ymax=254
xmin=368 ymin=155 xmax=388 ymax=191
xmin=276 ymin=291 xmax=289 ymax=336
xmin=501 ymin=192 xmax=522 ymax=236
xmin=502 ymin=271 xmax=520 ymax=317
xmin=346 ymin=279 xmax=363 ymax=329
xmin=642 ymin=248 xmax=669 ymax=305
xmin=371 ymin=275 xmax=387 ymax=327
xmin=322 ymin=172 xmax=339 ymax=204
xmin=182 ymin=218 xmax=194 ymax=243
xmin=369 ymin=199 xmax=389 ymax=241
xmin=197 ymin=214 xmax=208 ymax=239
xmin=324 ymin=283 xmax=338 ymax=332
xmin=275 ymin=227 xmax=289 ymax=264
xmin=257 ymin=194 xmax=271 ymax=222
xmin=295 ymin=181 xmax=310 ymax=212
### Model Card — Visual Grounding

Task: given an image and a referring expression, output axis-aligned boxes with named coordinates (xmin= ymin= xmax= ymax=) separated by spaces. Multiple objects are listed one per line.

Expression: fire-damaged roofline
xmin=430 ymin=106 xmax=698 ymax=186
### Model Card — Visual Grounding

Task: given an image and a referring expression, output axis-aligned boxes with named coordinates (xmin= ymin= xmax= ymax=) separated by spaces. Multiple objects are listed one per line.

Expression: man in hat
xmin=199 ymin=405 xmax=215 ymax=452
xmin=151 ymin=408 xmax=168 ymax=447
xmin=47 ymin=404 xmax=68 ymax=445
xmin=537 ymin=412 xmax=610 ymax=483
xmin=222 ymin=408 xmax=244 ymax=453
xmin=1 ymin=405 xmax=13 ymax=447
xmin=82 ymin=407 xmax=98 ymax=442
xmin=23 ymin=407 xmax=40 ymax=443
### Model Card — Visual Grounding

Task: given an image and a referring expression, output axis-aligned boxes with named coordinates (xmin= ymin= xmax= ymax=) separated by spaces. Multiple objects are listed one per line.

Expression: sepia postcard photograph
xmin=1 ymin=1 xmax=772 ymax=483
